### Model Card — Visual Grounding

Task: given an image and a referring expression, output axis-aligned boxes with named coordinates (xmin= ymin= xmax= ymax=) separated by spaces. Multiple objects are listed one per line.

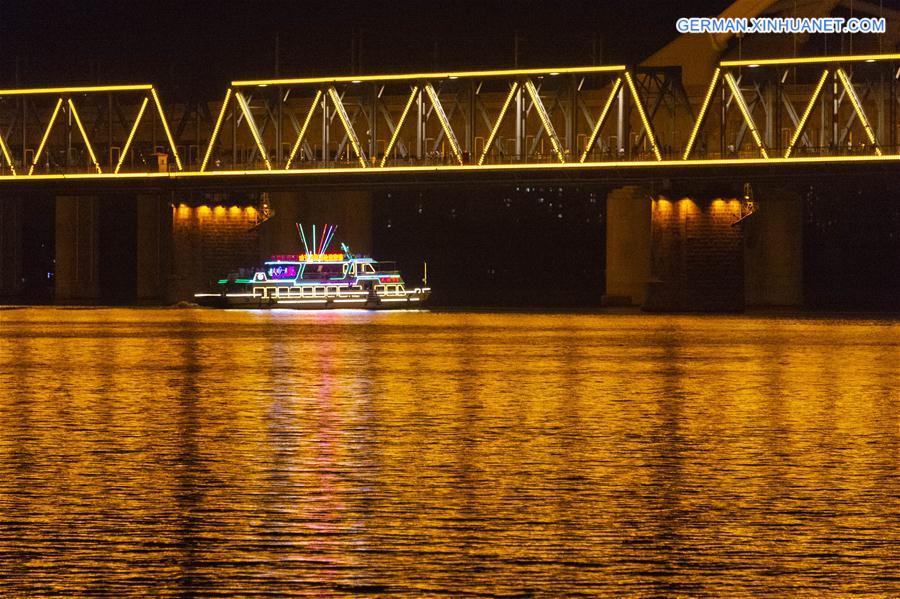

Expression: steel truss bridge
xmin=3 ymin=53 xmax=900 ymax=188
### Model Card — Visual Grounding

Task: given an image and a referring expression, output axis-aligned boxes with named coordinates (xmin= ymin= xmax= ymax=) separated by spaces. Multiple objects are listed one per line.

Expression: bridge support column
xmin=169 ymin=197 xmax=261 ymax=303
xmin=136 ymin=194 xmax=172 ymax=302
xmin=743 ymin=189 xmax=803 ymax=307
xmin=260 ymin=189 xmax=373 ymax=257
xmin=55 ymin=196 xmax=100 ymax=302
xmin=0 ymin=196 xmax=23 ymax=298
xmin=603 ymin=186 xmax=651 ymax=306
xmin=644 ymin=194 xmax=744 ymax=312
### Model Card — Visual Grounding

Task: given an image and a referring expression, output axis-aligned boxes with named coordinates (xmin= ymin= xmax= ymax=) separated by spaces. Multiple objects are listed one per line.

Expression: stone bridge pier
xmin=604 ymin=185 xmax=803 ymax=311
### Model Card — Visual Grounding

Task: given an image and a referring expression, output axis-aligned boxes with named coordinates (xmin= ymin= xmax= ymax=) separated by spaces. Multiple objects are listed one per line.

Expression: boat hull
xmin=195 ymin=289 xmax=430 ymax=310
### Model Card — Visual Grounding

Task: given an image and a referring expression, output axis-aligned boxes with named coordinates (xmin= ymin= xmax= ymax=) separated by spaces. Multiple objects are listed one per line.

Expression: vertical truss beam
xmin=235 ymin=90 xmax=272 ymax=169
xmin=67 ymin=99 xmax=102 ymax=173
xmin=580 ymin=77 xmax=621 ymax=162
xmin=784 ymin=69 xmax=829 ymax=158
xmin=723 ymin=72 xmax=769 ymax=158
xmin=478 ymin=82 xmax=518 ymax=165
xmin=200 ymin=89 xmax=232 ymax=172
xmin=327 ymin=86 xmax=367 ymax=167
xmin=836 ymin=68 xmax=881 ymax=155
xmin=381 ymin=85 xmax=418 ymax=167
xmin=423 ymin=83 xmax=463 ymax=164
xmin=285 ymin=89 xmax=322 ymax=169
xmin=683 ymin=68 xmax=720 ymax=159
xmin=523 ymin=79 xmax=565 ymax=162
xmin=623 ymin=71 xmax=662 ymax=160
xmin=29 ymin=98 xmax=63 ymax=175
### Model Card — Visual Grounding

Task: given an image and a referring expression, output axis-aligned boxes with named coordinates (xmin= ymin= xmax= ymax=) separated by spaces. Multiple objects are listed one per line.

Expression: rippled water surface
xmin=0 ymin=308 xmax=898 ymax=596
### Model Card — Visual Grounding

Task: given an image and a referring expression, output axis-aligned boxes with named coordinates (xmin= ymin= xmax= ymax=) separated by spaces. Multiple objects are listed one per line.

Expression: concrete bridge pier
xmin=0 ymin=196 xmax=23 ymax=298
xmin=136 ymin=194 xmax=172 ymax=303
xmin=55 ymin=196 xmax=101 ymax=302
xmin=743 ymin=189 xmax=804 ymax=307
xmin=604 ymin=185 xmax=804 ymax=311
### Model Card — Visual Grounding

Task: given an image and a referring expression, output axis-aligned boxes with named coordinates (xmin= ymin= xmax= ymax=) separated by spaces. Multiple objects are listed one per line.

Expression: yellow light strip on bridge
xmin=723 ymin=72 xmax=769 ymax=159
xmin=423 ymin=83 xmax=463 ymax=165
xmin=285 ymin=90 xmax=323 ymax=169
xmin=580 ymin=77 xmax=621 ymax=163
xmin=150 ymin=87 xmax=183 ymax=171
xmin=623 ymin=71 xmax=662 ymax=161
xmin=0 ymin=131 xmax=15 ymax=175
xmin=784 ymin=69 xmax=829 ymax=158
xmin=327 ymin=87 xmax=367 ymax=168
xmin=722 ymin=53 xmax=900 ymax=67
xmin=67 ymin=99 xmax=102 ymax=174
xmin=28 ymin=98 xmax=63 ymax=176
xmin=380 ymin=85 xmax=418 ymax=168
xmin=235 ymin=90 xmax=272 ymax=170
xmin=0 ymin=84 xmax=153 ymax=96
xmin=200 ymin=89 xmax=232 ymax=172
xmin=524 ymin=79 xmax=565 ymax=163
xmin=836 ymin=68 xmax=881 ymax=155
xmin=478 ymin=82 xmax=518 ymax=166
xmin=8 ymin=152 xmax=900 ymax=182
xmin=115 ymin=97 xmax=149 ymax=174
xmin=232 ymin=65 xmax=626 ymax=87
xmin=682 ymin=67 xmax=720 ymax=160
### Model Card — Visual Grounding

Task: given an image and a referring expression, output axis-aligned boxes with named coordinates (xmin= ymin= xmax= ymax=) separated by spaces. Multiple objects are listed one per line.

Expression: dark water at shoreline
xmin=0 ymin=308 xmax=898 ymax=596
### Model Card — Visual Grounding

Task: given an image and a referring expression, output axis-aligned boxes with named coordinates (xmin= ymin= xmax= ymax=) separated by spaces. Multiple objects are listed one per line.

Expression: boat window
xmin=266 ymin=264 xmax=298 ymax=280
xmin=302 ymin=263 xmax=345 ymax=280
xmin=361 ymin=263 xmax=376 ymax=274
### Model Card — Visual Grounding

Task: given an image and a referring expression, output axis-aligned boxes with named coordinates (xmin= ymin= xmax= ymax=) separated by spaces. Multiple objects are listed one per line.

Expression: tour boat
xmin=194 ymin=224 xmax=430 ymax=309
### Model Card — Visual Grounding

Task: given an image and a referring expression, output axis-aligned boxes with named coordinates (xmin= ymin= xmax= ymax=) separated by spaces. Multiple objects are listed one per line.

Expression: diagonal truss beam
xmin=67 ymin=99 xmax=102 ymax=173
xmin=836 ymin=68 xmax=881 ymax=155
xmin=114 ymin=97 xmax=149 ymax=174
xmin=285 ymin=89 xmax=322 ymax=169
xmin=235 ymin=90 xmax=272 ymax=169
xmin=837 ymin=84 xmax=874 ymax=146
xmin=377 ymin=99 xmax=410 ymax=159
xmin=781 ymin=89 xmax=812 ymax=151
xmin=784 ymin=69 xmax=829 ymax=158
xmin=423 ymin=83 xmax=463 ymax=164
xmin=580 ymin=77 xmax=621 ymax=163
xmin=683 ymin=67 xmax=720 ymax=160
xmin=623 ymin=71 xmax=662 ymax=161
xmin=0 ymin=127 xmax=15 ymax=175
xmin=381 ymin=85 xmax=418 ymax=167
xmin=29 ymin=98 xmax=63 ymax=175
xmin=327 ymin=86 xmax=367 ymax=167
xmin=149 ymin=87 xmax=183 ymax=170
xmin=723 ymin=72 xmax=768 ymax=158
xmin=200 ymin=89 xmax=232 ymax=172
xmin=333 ymin=103 xmax=364 ymax=162
xmin=523 ymin=79 xmax=565 ymax=162
xmin=478 ymin=82 xmax=518 ymax=165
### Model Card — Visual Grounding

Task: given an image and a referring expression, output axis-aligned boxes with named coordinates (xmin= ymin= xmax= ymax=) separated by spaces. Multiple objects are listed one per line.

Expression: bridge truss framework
xmin=2 ymin=54 xmax=900 ymax=182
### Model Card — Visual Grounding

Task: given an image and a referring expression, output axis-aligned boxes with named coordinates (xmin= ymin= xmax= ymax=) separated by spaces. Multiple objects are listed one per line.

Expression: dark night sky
xmin=0 ymin=0 xmax=733 ymax=95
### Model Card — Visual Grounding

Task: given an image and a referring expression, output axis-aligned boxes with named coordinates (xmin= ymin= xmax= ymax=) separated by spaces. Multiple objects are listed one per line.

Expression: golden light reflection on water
xmin=0 ymin=308 xmax=898 ymax=596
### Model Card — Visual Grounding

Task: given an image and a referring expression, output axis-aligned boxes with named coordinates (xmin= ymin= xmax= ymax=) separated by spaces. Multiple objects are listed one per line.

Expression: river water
xmin=0 ymin=308 xmax=898 ymax=596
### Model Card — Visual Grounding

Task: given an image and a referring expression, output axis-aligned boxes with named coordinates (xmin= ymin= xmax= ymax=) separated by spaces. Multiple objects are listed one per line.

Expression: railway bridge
xmin=1 ymin=53 xmax=899 ymax=309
